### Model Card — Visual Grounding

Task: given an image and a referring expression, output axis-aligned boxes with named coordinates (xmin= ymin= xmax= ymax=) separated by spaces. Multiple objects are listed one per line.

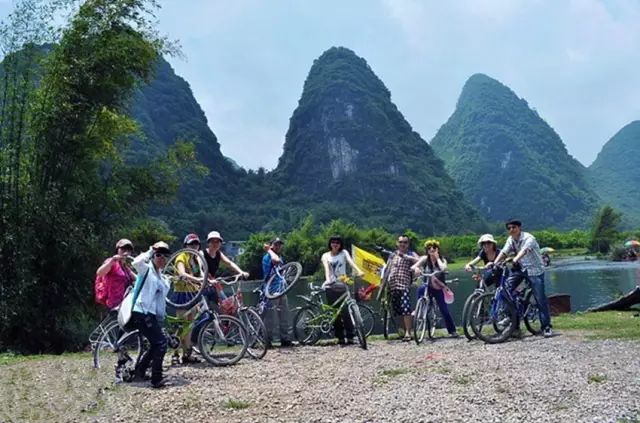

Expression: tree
xmin=590 ymin=206 xmax=622 ymax=254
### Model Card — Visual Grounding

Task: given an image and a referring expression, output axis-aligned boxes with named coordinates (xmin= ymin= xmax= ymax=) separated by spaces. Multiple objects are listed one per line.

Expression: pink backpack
xmin=95 ymin=273 xmax=108 ymax=306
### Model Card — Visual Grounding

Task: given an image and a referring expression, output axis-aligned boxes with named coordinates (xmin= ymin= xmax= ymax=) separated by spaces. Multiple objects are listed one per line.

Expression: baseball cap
xmin=183 ymin=233 xmax=200 ymax=245
xmin=152 ymin=241 xmax=171 ymax=254
xmin=270 ymin=237 xmax=284 ymax=245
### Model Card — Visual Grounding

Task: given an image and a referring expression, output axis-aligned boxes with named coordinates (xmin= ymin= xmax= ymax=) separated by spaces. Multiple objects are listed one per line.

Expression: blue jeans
xmin=504 ymin=271 xmax=552 ymax=330
xmin=417 ymin=284 xmax=456 ymax=335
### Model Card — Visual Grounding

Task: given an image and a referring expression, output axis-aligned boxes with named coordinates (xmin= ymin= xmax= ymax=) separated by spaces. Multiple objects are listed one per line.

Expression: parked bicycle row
xmin=90 ymin=218 xmax=553 ymax=388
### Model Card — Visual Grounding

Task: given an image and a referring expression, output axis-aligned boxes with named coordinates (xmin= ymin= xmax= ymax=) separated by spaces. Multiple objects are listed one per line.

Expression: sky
xmin=1 ymin=0 xmax=639 ymax=170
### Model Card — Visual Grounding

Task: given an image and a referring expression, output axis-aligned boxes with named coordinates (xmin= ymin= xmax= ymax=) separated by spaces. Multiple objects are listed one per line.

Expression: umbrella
xmin=540 ymin=247 xmax=555 ymax=254
xmin=624 ymin=240 xmax=640 ymax=248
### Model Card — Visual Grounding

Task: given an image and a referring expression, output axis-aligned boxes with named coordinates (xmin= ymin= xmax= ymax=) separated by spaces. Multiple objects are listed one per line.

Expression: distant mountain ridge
xmin=430 ymin=73 xmax=600 ymax=229
xmin=588 ymin=121 xmax=640 ymax=228
xmin=274 ymin=47 xmax=484 ymax=234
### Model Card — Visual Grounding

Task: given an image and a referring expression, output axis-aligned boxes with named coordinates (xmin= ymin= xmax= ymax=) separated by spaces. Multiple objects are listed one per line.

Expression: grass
xmin=588 ymin=374 xmax=608 ymax=384
xmin=452 ymin=375 xmax=472 ymax=385
xmin=0 ymin=351 xmax=92 ymax=366
xmin=553 ymin=311 xmax=640 ymax=340
xmin=223 ymin=399 xmax=251 ymax=410
xmin=380 ymin=368 xmax=408 ymax=377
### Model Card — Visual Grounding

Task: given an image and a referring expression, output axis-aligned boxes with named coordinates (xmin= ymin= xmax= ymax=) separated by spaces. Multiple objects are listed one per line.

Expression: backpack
xmin=95 ymin=273 xmax=108 ymax=305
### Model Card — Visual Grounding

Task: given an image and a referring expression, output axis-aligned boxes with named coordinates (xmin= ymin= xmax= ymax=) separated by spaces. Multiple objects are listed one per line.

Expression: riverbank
xmin=2 ymin=314 xmax=640 ymax=422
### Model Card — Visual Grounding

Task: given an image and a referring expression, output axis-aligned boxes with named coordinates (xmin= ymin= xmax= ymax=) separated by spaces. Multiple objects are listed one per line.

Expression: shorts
xmin=391 ymin=289 xmax=412 ymax=316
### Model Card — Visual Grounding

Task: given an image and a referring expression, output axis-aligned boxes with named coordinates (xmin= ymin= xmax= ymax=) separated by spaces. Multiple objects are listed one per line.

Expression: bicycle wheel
xmin=358 ymin=304 xmax=376 ymax=337
xmin=469 ymin=292 xmax=516 ymax=344
xmin=93 ymin=320 xmax=123 ymax=369
xmin=198 ymin=314 xmax=248 ymax=366
xmin=523 ymin=290 xmax=543 ymax=335
xmin=461 ymin=293 xmax=479 ymax=341
xmin=348 ymin=302 xmax=367 ymax=350
xmin=264 ymin=262 xmax=303 ymax=300
xmin=94 ymin=329 xmax=145 ymax=381
xmin=163 ymin=248 xmax=209 ymax=309
xmin=241 ymin=308 xmax=267 ymax=359
xmin=426 ymin=300 xmax=438 ymax=339
xmin=293 ymin=307 xmax=321 ymax=345
xmin=89 ymin=313 xmax=118 ymax=349
xmin=413 ymin=297 xmax=428 ymax=344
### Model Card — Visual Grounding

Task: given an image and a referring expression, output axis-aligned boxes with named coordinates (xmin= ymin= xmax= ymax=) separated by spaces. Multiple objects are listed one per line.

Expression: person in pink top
xmin=96 ymin=239 xmax=137 ymax=310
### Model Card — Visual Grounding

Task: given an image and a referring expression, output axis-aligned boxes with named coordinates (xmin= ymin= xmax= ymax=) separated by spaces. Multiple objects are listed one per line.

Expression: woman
xmin=96 ymin=239 xmax=136 ymax=311
xmin=173 ymin=233 xmax=207 ymax=364
xmin=320 ymin=235 xmax=364 ymax=345
xmin=130 ymin=241 xmax=172 ymax=388
xmin=411 ymin=239 xmax=458 ymax=338
xmin=204 ymin=230 xmax=249 ymax=303
xmin=464 ymin=234 xmax=502 ymax=287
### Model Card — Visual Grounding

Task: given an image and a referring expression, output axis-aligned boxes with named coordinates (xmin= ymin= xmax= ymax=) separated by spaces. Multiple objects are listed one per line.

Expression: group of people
xmin=95 ymin=218 xmax=553 ymax=388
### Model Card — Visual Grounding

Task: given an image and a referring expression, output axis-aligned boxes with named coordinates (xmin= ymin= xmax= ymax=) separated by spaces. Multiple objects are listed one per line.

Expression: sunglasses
xmin=187 ymin=241 xmax=200 ymax=246
xmin=507 ymin=225 xmax=518 ymax=230
xmin=153 ymin=252 xmax=170 ymax=259
xmin=119 ymin=246 xmax=133 ymax=252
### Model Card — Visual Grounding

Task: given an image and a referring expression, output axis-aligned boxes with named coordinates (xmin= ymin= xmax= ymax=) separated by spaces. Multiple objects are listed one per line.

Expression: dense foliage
xmin=430 ymin=73 xmax=601 ymax=230
xmin=0 ymin=0 xmax=194 ymax=353
xmin=588 ymin=121 xmax=640 ymax=229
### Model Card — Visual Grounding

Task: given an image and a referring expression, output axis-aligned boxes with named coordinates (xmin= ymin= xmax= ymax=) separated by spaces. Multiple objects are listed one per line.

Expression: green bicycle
xmin=293 ymin=281 xmax=368 ymax=350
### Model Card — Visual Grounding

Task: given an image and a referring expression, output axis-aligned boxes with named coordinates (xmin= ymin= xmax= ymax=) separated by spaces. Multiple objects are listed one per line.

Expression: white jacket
xmin=132 ymin=248 xmax=170 ymax=319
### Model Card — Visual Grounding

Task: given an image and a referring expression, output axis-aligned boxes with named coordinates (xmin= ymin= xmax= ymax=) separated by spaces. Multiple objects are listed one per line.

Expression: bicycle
xmin=374 ymin=247 xmax=397 ymax=339
xmin=460 ymin=265 xmax=497 ymax=341
xmin=95 ymin=290 xmax=249 ymax=377
xmin=293 ymin=279 xmax=368 ymax=350
xmin=91 ymin=313 xmax=122 ymax=369
xmin=217 ymin=274 xmax=268 ymax=360
xmin=264 ymin=261 xmax=303 ymax=300
xmin=292 ymin=280 xmax=376 ymax=338
xmin=468 ymin=261 xmax=542 ymax=344
xmin=413 ymin=271 xmax=458 ymax=344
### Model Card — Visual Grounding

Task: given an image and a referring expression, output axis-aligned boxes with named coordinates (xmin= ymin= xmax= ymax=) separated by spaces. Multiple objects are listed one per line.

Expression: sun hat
xmin=206 ymin=231 xmax=224 ymax=242
xmin=115 ymin=239 xmax=133 ymax=251
xmin=183 ymin=233 xmax=200 ymax=246
xmin=477 ymin=234 xmax=497 ymax=247
xmin=152 ymin=241 xmax=171 ymax=254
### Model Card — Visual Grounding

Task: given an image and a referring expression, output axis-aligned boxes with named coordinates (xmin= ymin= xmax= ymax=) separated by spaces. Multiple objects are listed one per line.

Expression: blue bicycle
xmin=468 ymin=261 xmax=542 ymax=344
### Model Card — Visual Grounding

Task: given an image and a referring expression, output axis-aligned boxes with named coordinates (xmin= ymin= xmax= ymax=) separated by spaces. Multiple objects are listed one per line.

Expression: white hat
xmin=477 ymin=234 xmax=497 ymax=247
xmin=207 ymin=231 xmax=224 ymax=242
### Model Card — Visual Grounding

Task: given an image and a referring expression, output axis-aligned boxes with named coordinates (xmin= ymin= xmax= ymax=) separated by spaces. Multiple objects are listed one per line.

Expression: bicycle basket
xmin=220 ymin=297 xmax=238 ymax=316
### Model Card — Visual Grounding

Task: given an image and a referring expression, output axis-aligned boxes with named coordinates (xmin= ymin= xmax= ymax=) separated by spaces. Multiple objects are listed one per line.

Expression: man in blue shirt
xmin=261 ymin=238 xmax=293 ymax=347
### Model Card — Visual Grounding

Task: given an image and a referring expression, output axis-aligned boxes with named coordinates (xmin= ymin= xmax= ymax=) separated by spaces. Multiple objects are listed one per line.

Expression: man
xmin=261 ymin=237 xmax=293 ymax=347
xmin=490 ymin=219 xmax=553 ymax=337
xmin=386 ymin=235 xmax=420 ymax=342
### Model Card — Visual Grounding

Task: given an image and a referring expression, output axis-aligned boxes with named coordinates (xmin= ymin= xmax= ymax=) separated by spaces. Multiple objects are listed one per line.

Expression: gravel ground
xmin=2 ymin=333 xmax=640 ymax=422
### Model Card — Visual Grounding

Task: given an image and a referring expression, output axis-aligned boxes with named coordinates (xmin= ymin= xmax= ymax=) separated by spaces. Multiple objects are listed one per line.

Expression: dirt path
xmin=1 ymin=334 xmax=639 ymax=422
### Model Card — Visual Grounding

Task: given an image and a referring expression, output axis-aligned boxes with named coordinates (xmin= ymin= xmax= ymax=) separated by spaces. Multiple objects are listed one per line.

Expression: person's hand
xmin=464 ymin=264 xmax=472 ymax=272
xmin=356 ymin=271 xmax=365 ymax=277
xmin=513 ymin=258 xmax=519 ymax=265
xmin=112 ymin=254 xmax=123 ymax=261
xmin=486 ymin=261 xmax=494 ymax=268
xmin=241 ymin=271 xmax=249 ymax=279
xmin=321 ymin=280 xmax=331 ymax=290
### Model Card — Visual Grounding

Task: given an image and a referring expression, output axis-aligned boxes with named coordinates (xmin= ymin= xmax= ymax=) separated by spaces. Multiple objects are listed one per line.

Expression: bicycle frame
xmin=301 ymin=285 xmax=356 ymax=332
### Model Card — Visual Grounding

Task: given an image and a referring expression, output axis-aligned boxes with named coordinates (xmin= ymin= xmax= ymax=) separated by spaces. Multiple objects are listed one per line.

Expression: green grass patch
xmin=452 ymin=375 xmax=472 ymax=385
xmin=380 ymin=368 xmax=408 ymax=377
xmin=588 ymin=374 xmax=608 ymax=384
xmin=553 ymin=311 xmax=640 ymax=340
xmin=223 ymin=399 xmax=251 ymax=410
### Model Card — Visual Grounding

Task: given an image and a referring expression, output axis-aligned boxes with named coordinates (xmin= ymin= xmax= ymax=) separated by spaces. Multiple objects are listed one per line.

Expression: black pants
xmin=132 ymin=312 xmax=167 ymax=384
xmin=326 ymin=282 xmax=354 ymax=340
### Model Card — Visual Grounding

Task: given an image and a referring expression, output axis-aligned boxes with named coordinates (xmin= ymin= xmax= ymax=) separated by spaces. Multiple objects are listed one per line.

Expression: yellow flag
xmin=352 ymin=245 xmax=385 ymax=286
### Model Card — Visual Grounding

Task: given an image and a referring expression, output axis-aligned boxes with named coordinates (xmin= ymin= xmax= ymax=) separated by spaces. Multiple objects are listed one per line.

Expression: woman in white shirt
xmin=321 ymin=235 xmax=364 ymax=345
xmin=130 ymin=241 xmax=172 ymax=388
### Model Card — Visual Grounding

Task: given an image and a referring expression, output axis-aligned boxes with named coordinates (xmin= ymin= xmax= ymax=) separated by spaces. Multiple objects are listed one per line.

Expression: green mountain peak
xmin=431 ymin=74 xmax=600 ymax=229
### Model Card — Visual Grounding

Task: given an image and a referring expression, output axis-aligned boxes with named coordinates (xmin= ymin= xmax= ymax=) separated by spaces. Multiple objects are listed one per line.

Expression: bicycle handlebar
xmin=212 ymin=274 xmax=245 ymax=286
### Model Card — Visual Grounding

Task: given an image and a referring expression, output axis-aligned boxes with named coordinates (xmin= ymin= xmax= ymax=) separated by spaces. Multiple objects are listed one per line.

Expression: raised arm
xmin=132 ymin=247 xmax=153 ymax=274
xmin=410 ymin=255 xmax=427 ymax=274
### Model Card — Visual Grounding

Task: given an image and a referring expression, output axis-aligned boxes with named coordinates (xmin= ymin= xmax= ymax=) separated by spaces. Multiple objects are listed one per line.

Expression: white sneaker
xmin=543 ymin=327 xmax=553 ymax=338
